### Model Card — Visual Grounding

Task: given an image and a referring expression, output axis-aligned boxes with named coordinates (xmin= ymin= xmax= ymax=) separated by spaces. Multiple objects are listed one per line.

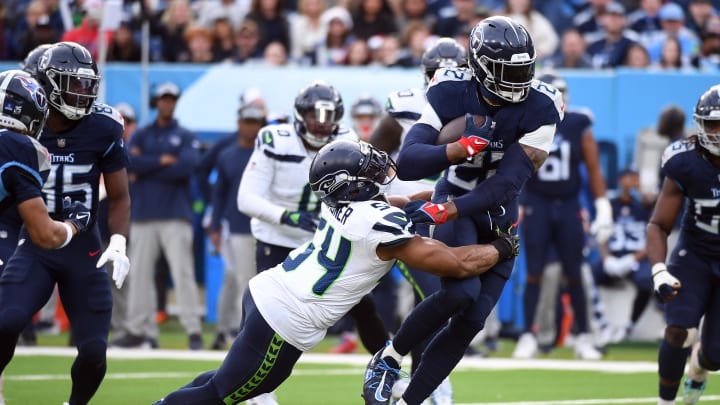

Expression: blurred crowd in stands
xmin=2 ymin=0 xmax=720 ymax=70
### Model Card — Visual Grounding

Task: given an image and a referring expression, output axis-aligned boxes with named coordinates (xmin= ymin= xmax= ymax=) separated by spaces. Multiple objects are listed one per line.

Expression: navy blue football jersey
xmin=661 ymin=139 xmax=720 ymax=259
xmin=424 ymin=68 xmax=563 ymax=201
xmin=0 ymin=129 xmax=51 ymax=216
xmin=39 ymin=104 xmax=127 ymax=226
xmin=524 ymin=109 xmax=592 ymax=198
xmin=607 ymin=197 xmax=650 ymax=257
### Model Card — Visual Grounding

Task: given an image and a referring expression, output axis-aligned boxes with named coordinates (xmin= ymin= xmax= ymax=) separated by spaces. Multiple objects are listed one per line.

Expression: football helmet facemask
xmin=421 ymin=37 xmax=468 ymax=85
xmin=694 ymin=84 xmax=720 ymax=156
xmin=294 ymin=81 xmax=344 ymax=149
xmin=0 ymin=70 xmax=49 ymax=139
xmin=37 ymin=41 xmax=100 ymax=120
xmin=309 ymin=139 xmax=397 ymax=208
xmin=468 ymin=16 xmax=536 ymax=104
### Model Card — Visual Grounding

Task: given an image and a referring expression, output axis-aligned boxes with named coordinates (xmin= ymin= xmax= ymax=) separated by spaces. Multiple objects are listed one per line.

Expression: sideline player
xmin=363 ymin=16 xmax=563 ymax=405
xmin=153 ymin=139 xmax=519 ymax=405
xmin=0 ymin=42 xmax=130 ymax=405
xmin=647 ymin=84 xmax=720 ymax=405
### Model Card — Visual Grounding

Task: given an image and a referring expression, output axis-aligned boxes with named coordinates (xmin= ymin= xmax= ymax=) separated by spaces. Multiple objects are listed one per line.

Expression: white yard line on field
xmin=14 ymin=347 xmax=658 ymax=373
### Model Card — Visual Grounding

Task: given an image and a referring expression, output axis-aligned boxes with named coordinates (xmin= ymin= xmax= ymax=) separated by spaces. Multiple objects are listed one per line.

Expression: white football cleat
xmin=574 ymin=333 xmax=602 ymax=360
xmin=512 ymin=333 xmax=538 ymax=359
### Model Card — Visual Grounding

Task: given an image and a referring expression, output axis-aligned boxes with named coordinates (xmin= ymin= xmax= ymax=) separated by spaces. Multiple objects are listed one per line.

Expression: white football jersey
xmin=237 ymin=124 xmax=357 ymax=248
xmin=385 ymin=88 xmax=439 ymax=196
xmin=250 ymin=200 xmax=414 ymax=351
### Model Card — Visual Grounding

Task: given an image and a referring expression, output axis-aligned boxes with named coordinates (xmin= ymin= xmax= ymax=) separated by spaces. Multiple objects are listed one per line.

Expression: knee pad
xmin=77 ymin=339 xmax=108 ymax=365
xmin=664 ymin=326 xmax=696 ymax=348
xmin=0 ymin=308 xmax=33 ymax=333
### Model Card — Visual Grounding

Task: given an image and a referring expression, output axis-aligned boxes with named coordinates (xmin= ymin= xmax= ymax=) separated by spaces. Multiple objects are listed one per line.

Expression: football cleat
xmin=512 ymin=332 xmax=538 ymax=359
xmin=573 ymin=333 xmax=603 ymax=360
xmin=430 ymin=377 xmax=453 ymax=405
xmin=246 ymin=392 xmax=280 ymax=405
xmin=362 ymin=350 xmax=403 ymax=404
xmin=683 ymin=342 xmax=708 ymax=404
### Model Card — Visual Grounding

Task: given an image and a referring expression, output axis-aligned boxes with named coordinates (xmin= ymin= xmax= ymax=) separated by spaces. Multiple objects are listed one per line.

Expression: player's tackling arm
xmin=377 ymin=235 xmax=502 ymax=278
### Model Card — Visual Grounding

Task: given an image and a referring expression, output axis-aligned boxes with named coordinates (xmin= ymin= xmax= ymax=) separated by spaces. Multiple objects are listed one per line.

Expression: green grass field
xmin=4 ymin=321 xmax=720 ymax=404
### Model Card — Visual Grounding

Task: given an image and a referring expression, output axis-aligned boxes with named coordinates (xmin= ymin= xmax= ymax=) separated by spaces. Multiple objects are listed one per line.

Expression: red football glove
xmin=404 ymin=200 xmax=449 ymax=225
xmin=458 ymin=114 xmax=493 ymax=158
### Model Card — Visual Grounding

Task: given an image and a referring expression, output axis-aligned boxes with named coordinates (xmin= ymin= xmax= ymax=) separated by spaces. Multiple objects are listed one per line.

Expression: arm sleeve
xmin=236 ymin=149 xmax=286 ymax=224
xmin=2 ymin=166 xmax=44 ymax=204
xmin=453 ymin=142 xmax=535 ymax=215
xmin=396 ymin=123 xmax=452 ymax=180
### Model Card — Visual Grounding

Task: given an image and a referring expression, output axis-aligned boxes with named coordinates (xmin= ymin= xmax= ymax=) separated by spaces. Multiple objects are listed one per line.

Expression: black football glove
xmin=281 ymin=210 xmax=318 ymax=232
xmin=491 ymin=225 xmax=519 ymax=261
xmin=62 ymin=197 xmax=92 ymax=233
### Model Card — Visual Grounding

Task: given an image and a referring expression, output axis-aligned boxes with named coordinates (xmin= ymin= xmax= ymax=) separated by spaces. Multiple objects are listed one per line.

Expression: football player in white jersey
xmin=236 ymin=81 xmax=390 ymax=403
xmin=153 ymin=139 xmax=519 ymax=405
xmin=369 ymin=37 xmax=468 ymax=405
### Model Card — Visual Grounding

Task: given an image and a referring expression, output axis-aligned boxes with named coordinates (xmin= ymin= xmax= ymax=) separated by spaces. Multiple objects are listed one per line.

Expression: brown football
xmin=435 ymin=114 xmax=487 ymax=145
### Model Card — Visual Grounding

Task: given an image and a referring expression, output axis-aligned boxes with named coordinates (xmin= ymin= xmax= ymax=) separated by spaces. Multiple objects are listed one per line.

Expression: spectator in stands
xmin=245 ymin=0 xmax=291 ymax=58
xmin=196 ymin=0 xmax=249 ymax=30
xmin=593 ymin=167 xmax=653 ymax=345
xmin=108 ymin=21 xmax=141 ymax=62
xmin=157 ymin=0 xmax=195 ymax=62
xmin=345 ymin=38 xmax=373 ymax=65
xmin=262 ymin=41 xmax=288 ymax=65
xmin=289 ymin=0 xmax=327 ymax=65
xmin=687 ymin=0 xmax=718 ymax=38
xmin=211 ymin=15 xmax=237 ymax=62
xmin=233 ymin=19 xmax=264 ymax=63
xmin=653 ymin=35 xmax=691 ymax=69
xmin=17 ymin=14 xmax=60 ymax=59
xmin=645 ymin=2 xmax=699 ymax=65
xmin=395 ymin=0 xmax=436 ymax=35
xmin=113 ymin=81 xmax=205 ymax=350
xmin=207 ymin=102 xmax=266 ymax=351
xmin=627 ymin=0 xmax=662 ymax=47
xmin=504 ymin=0 xmax=559 ymax=59
xmin=434 ymin=0 xmax=477 ymax=38
xmin=375 ymin=34 xmax=406 ymax=66
xmin=623 ymin=42 xmax=652 ymax=67
xmin=184 ymin=25 xmax=216 ymax=63
xmin=574 ymin=0 xmax=614 ymax=44
xmin=60 ymin=0 xmax=113 ymax=60
xmin=316 ymin=6 xmax=355 ymax=65
xmin=351 ymin=0 xmax=398 ymax=40
xmin=587 ymin=2 xmax=639 ymax=68
xmin=542 ymin=28 xmax=593 ymax=68
xmin=691 ymin=16 xmax=720 ymax=70
xmin=397 ymin=21 xmax=433 ymax=67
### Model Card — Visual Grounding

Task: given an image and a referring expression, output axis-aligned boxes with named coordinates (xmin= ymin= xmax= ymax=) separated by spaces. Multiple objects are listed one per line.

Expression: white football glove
xmin=651 ymin=263 xmax=681 ymax=302
xmin=591 ymin=197 xmax=613 ymax=244
xmin=97 ymin=234 xmax=130 ymax=289
xmin=603 ymin=254 xmax=637 ymax=278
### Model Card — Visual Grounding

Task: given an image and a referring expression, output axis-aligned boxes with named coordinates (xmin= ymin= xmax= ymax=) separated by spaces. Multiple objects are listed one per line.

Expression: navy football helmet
xmin=0 ymin=70 xmax=49 ymax=139
xmin=294 ymin=81 xmax=344 ymax=149
xmin=693 ymin=84 xmax=720 ymax=156
xmin=421 ymin=37 xmax=468 ymax=84
xmin=468 ymin=16 xmax=536 ymax=104
xmin=309 ymin=139 xmax=396 ymax=208
xmin=37 ymin=41 xmax=100 ymax=120
xmin=20 ymin=43 xmax=53 ymax=77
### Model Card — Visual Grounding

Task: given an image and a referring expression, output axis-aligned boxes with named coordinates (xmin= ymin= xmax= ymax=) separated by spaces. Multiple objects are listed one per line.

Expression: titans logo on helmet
xmin=16 ymin=76 xmax=47 ymax=111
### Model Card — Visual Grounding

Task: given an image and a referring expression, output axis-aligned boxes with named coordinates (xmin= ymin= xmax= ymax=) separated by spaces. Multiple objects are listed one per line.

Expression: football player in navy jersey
xmin=0 ymin=42 xmax=130 ymax=405
xmin=514 ymin=71 xmax=610 ymax=360
xmin=362 ymin=16 xmax=564 ymax=405
xmin=648 ymin=84 xmax=720 ymax=405
xmin=0 ymin=68 xmax=94 ymax=405
xmin=152 ymin=139 xmax=518 ymax=405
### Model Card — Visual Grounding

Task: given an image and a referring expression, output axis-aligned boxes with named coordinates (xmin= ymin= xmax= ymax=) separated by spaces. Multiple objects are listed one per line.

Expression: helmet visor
xmin=303 ymin=100 xmax=339 ymax=136
xmin=59 ymin=73 xmax=99 ymax=109
xmin=361 ymin=146 xmax=396 ymax=185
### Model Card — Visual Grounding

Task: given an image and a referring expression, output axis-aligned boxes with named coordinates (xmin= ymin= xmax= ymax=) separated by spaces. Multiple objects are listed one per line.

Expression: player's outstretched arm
xmin=17 ymin=197 xmax=81 ymax=249
xmin=377 ymin=234 xmax=516 ymax=278
xmin=100 ymin=168 xmax=131 ymax=288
